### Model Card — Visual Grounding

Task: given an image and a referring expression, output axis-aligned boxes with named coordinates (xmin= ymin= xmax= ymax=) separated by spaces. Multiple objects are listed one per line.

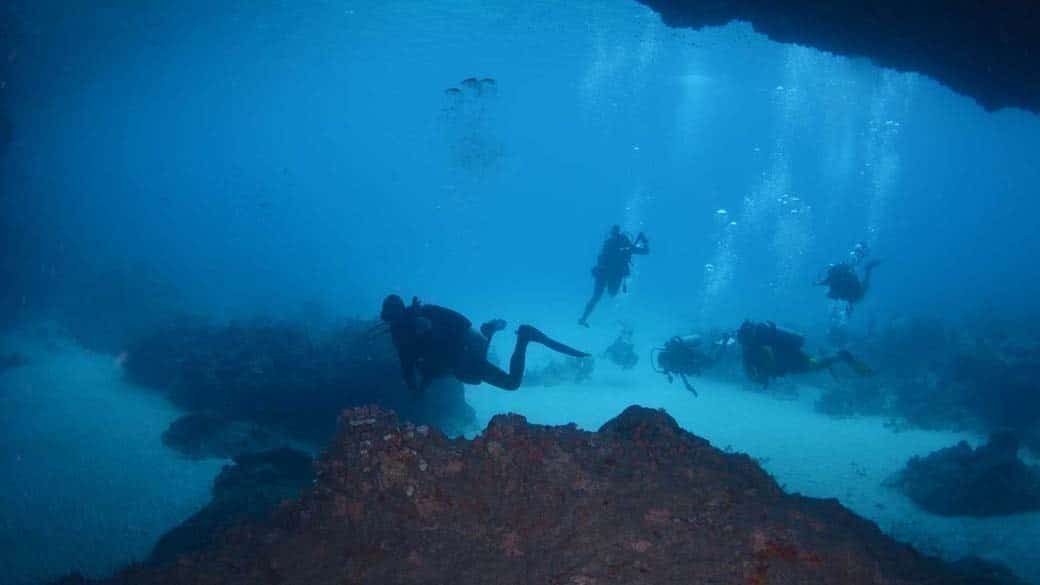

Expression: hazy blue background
xmin=2 ymin=1 xmax=1040 ymax=583
xmin=4 ymin=0 xmax=1039 ymax=340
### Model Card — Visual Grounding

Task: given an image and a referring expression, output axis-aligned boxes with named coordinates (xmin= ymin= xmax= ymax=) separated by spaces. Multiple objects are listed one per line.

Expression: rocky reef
xmin=123 ymin=320 xmax=475 ymax=446
xmin=887 ymin=432 xmax=1040 ymax=517
xmin=636 ymin=0 xmax=1040 ymax=114
xmin=814 ymin=314 xmax=1040 ymax=454
xmin=83 ymin=405 xmax=1021 ymax=584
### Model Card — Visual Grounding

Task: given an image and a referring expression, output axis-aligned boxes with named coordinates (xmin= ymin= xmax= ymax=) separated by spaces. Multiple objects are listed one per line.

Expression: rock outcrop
xmin=636 ymin=0 xmax=1040 ymax=114
xmin=161 ymin=413 xmax=287 ymax=460
xmin=123 ymin=320 xmax=475 ymax=445
xmin=888 ymin=432 xmax=1040 ymax=517
xmin=93 ymin=405 xmax=1018 ymax=584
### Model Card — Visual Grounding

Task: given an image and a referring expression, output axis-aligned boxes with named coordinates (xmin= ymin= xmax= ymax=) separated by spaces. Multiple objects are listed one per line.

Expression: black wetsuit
xmin=738 ymin=322 xmax=813 ymax=386
xmin=580 ymin=232 xmax=649 ymax=325
xmin=389 ymin=304 xmax=471 ymax=391
xmin=738 ymin=321 xmax=863 ymax=387
xmin=818 ymin=259 xmax=880 ymax=312
xmin=389 ymin=303 xmax=588 ymax=391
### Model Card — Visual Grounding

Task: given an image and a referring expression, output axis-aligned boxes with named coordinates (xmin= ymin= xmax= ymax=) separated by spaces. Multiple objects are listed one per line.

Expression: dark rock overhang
xmin=635 ymin=0 xmax=1040 ymax=114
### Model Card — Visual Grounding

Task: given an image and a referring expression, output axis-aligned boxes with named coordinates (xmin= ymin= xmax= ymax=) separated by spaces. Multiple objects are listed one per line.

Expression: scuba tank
xmin=739 ymin=321 xmax=804 ymax=351
xmin=652 ymin=335 xmax=712 ymax=396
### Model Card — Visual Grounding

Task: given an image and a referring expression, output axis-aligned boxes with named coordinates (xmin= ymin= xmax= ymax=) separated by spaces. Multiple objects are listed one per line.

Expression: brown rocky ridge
xmin=86 ymin=405 xmax=1023 ymax=584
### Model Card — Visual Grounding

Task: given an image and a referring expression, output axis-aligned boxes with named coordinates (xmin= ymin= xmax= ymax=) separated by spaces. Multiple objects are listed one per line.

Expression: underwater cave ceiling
xmin=636 ymin=0 xmax=1040 ymax=114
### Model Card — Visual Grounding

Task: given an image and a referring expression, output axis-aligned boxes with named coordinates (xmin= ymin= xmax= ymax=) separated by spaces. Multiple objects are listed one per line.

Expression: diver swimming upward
xmin=578 ymin=225 xmax=649 ymax=327
xmin=816 ymin=241 xmax=881 ymax=315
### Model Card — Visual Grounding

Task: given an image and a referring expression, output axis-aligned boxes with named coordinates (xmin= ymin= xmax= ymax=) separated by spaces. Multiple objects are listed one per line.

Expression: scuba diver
xmin=380 ymin=295 xmax=589 ymax=391
xmin=816 ymin=241 xmax=881 ymax=314
xmin=603 ymin=323 xmax=639 ymax=370
xmin=652 ymin=333 xmax=734 ymax=396
xmin=736 ymin=320 xmax=871 ymax=388
xmin=578 ymin=225 xmax=649 ymax=327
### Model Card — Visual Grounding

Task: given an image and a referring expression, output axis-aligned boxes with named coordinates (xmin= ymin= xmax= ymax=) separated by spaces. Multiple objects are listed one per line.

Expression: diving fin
xmin=518 ymin=325 xmax=590 ymax=358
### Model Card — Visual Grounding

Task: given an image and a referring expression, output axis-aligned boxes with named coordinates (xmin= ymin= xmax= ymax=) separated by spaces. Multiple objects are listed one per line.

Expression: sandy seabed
xmin=0 ymin=334 xmax=224 ymax=585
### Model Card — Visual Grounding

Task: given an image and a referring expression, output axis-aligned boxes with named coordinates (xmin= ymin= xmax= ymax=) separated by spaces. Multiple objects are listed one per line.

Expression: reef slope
xmin=99 ymin=405 xmax=1013 ymax=584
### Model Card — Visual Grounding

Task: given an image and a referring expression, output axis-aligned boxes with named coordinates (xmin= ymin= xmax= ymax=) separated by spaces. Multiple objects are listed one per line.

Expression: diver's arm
xmin=632 ymin=232 xmax=650 ymax=255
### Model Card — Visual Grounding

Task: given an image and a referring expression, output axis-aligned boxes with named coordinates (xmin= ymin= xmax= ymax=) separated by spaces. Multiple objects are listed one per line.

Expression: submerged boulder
xmin=161 ymin=413 xmax=286 ymax=459
xmin=99 ymin=405 xmax=1017 ymax=584
xmin=888 ymin=432 xmax=1040 ymax=516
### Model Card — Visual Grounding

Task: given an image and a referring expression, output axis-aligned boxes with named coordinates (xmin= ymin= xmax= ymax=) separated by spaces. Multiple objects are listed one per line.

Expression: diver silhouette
xmin=578 ymin=225 xmax=649 ymax=327
xmin=380 ymin=295 xmax=589 ymax=391
xmin=736 ymin=320 xmax=871 ymax=388
xmin=816 ymin=241 xmax=880 ymax=314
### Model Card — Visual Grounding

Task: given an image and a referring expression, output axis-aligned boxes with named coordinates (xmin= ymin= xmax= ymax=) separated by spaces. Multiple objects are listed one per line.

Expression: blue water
xmin=2 ymin=1 xmax=1039 ymax=583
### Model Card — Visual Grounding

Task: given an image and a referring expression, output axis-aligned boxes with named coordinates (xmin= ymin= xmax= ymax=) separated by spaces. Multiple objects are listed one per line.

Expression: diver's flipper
xmin=679 ymin=373 xmax=699 ymax=397
xmin=837 ymin=350 xmax=873 ymax=376
xmin=518 ymin=325 xmax=590 ymax=358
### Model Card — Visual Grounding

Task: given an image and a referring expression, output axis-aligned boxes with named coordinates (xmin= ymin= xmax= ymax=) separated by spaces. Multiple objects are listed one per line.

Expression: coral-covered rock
xmin=888 ymin=432 xmax=1040 ymax=517
xmin=96 ymin=405 xmax=1017 ymax=584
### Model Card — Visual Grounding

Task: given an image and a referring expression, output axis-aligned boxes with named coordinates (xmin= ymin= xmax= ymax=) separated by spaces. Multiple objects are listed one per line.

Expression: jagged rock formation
xmin=91 ymin=405 xmax=1019 ymax=584
xmin=888 ymin=432 xmax=1040 ymax=517
xmin=636 ymin=0 xmax=1040 ymax=114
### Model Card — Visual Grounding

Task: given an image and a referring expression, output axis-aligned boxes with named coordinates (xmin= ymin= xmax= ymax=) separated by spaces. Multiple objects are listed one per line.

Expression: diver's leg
xmin=480 ymin=327 xmax=590 ymax=391
xmin=480 ymin=319 xmax=507 ymax=341
xmin=809 ymin=350 xmax=872 ymax=376
xmin=678 ymin=373 xmax=699 ymax=396
xmin=480 ymin=336 xmax=532 ymax=390
xmin=807 ymin=355 xmax=839 ymax=372
xmin=480 ymin=361 xmax=519 ymax=391
xmin=579 ymin=278 xmax=606 ymax=326
xmin=861 ymin=260 xmax=880 ymax=295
